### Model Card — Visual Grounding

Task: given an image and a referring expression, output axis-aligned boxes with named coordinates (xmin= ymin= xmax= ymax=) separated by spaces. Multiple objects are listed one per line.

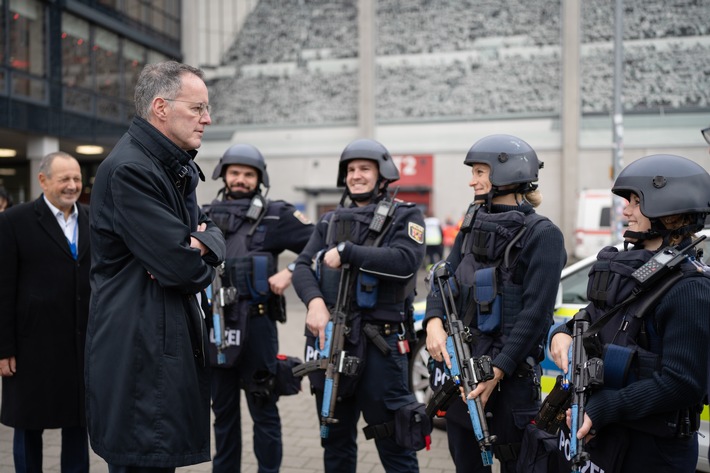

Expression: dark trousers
xmin=446 ymin=365 xmax=541 ymax=473
xmin=108 ymin=467 xmax=175 ymax=473
xmin=314 ymin=333 xmax=419 ymax=473
xmin=620 ymin=430 xmax=697 ymax=472
xmin=211 ymin=315 xmax=281 ymax=473
xmin=13 ymin=426 xmax=89 ymax=473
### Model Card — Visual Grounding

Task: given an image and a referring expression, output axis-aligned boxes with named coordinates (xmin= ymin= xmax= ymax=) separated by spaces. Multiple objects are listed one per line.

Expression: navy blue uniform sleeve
xmin=292 ymin=213 xmax=331 ymax=307
xmin=494 ymin=220 xmax=566 ymax=375
xmin=339 ymin=204 xmax=425 ymax=282
xmin=262 ymin=202 xmax=314 ymax=254
xmin=584 ymin=277 xmax=710 ymax=431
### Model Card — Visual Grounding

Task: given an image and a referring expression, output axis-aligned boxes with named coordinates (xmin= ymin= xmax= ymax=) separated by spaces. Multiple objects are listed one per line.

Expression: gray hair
xmin=134 ymin=61 xmax=205 ymax=119
xmin=39 ymin=151 xmax=76 ymax=178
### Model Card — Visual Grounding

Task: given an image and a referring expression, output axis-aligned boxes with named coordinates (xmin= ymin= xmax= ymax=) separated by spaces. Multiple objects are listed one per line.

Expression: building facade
xmin=0 ymin=0 xmax=180 ymax=203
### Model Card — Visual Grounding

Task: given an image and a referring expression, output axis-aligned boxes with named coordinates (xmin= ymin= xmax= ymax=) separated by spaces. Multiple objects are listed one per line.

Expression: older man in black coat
xmin=86 ymin=61 xmax=225 ymax=472
xmin=0 ymin=151 xmax=90 ymax=472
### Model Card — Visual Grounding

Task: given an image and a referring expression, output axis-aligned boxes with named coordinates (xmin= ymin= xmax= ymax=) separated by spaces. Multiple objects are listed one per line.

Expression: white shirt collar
xmin=43 ymin=195 xmax=78 ymax=223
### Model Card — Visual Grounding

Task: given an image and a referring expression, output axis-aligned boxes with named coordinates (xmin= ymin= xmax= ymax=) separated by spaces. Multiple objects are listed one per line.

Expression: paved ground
xmin=0 ymin=267 xmax=480 ymax=472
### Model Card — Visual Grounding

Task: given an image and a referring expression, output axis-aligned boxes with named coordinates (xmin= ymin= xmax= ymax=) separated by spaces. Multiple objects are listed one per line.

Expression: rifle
xmin=291 ymin=263 xmax=362 ymax=438
xmin=211 ymin=262 xmax=237 ymax=365
xmin=566 ymin=309 xmax=603 ymax=472
xmin=428 ymin=261 xmax=497 ymax=466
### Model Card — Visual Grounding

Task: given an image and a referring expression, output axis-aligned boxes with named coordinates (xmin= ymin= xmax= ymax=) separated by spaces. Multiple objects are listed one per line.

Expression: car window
xmin=561 ymin=262 xmax=591 ymax=304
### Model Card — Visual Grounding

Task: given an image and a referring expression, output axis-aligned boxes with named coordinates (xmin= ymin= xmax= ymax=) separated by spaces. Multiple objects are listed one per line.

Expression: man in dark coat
xmin=86 ymin=61 xmax=225 ymax=472
xmin=0 ymin=151 xmax=90 ymax=472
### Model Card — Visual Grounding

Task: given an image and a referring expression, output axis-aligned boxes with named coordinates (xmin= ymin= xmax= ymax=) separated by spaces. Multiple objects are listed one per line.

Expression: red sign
xmin=391 ymin=154 xmax=433 ymax=186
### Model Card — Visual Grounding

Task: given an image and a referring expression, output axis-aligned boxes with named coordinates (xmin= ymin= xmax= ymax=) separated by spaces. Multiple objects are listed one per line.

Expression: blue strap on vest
xmin=248 ymin=254 xmax=271 ymax=303
xmin=473 ymin=267 xmax=501 ymax=334
xmin=602 ymin=344 xmax=634 ymax=389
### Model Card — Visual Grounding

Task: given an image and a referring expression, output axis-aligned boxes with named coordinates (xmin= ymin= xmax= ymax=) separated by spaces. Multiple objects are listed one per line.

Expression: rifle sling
xmin=582 ymin=270 xmax=684 ymax=340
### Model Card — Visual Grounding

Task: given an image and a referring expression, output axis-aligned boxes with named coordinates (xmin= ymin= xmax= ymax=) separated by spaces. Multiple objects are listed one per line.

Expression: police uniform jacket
xmin=203 ymin=196 xmax=313 ymax=365
xmin=293 ymin=197 xmax=425 ymax=322
xmin=86 ymin=116 xmax=226 ymax=467
xmin=424 ymin=203 xmax=566 ymax=377
xmin=0 ymin=197 xmax=90 ymax=430
xmin=552 ymin=244 xmax=710 ymax=436
xmin=205 ymin=196 xmax=313 ymax=263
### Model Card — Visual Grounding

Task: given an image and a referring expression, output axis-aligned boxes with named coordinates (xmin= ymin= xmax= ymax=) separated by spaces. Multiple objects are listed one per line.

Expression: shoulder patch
xmin=408 ymin=222 xmax=424 ymax=244
xmin=293 ymin=210 xmax=312 ymax=225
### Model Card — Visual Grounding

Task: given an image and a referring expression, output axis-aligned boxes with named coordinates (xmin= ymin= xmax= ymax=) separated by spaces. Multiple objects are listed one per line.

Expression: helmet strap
xmin=224 ymin=187 xmax=258 ymax=201
xmin=622 ymin=229 xmax=658 ymax=249
xmin=343 ymin=177 xmax=389 ymax=205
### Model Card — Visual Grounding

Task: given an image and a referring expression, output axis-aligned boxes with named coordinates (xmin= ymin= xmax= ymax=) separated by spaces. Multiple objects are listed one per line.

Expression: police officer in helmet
xmin=549 ymin=154 xmax=710 ymax=472
xmin=424 ymin=134 xmax=567 ymax=473
xmin=292 ymin=138 xmax=426 ymax=472
xmin=203 ymin=143 xmax=314 ymax=473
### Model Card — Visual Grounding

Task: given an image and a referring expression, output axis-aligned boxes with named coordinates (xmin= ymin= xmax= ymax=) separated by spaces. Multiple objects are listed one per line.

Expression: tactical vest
xmin=204 ymin=197 xmax=286 ymax=366
xmin=583 ymin=245 xmax=709 ymax=438
xmin=319 ymin=201 xmax=416 ymax=323
xmin=455 ymin=206 xmax=547 ymax=359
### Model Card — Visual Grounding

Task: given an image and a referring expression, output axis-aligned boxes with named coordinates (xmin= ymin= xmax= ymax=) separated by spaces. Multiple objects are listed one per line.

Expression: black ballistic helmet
xmin=464 ymin=134 xmax=542 ymax=187
xmin=212 ymin=143 xmax=270 ymax=188
xmin=336 ymin=139 xmax=399 ymax=187
xmin=612 ymin=154 xmax=710 ymax=219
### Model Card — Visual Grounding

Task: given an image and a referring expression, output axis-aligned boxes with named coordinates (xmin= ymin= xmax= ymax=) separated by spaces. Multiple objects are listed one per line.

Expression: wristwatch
xmin=287 ymin=262 xmax=296 ymax=272
xmin=337 ymin=241 xmax=346 ymax=256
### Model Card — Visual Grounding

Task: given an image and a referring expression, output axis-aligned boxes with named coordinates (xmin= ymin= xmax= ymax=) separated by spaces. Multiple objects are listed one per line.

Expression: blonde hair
xmin=523 ymin=189 xmax=542 ymax=208
xmin=659 ymin=214 xmax=697 ymax=246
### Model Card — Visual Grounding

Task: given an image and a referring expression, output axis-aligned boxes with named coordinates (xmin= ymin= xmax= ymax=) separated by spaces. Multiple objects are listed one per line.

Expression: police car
xmin=408 ymin=230 xmax=710 ymax=470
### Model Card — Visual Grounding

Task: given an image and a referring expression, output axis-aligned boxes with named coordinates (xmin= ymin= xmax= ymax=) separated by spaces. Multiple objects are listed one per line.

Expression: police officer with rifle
xmin=549 ymin=154 xmax=710 ymax=473
xmin=427 ymin=260 xmax=497 ymax=465
xmin=424 ymin=135 xmax=566 ymax=473
xmin=203 ymin=143 xmax=314 ymax=473
xmin=292 ymin=139 xmax=426 ymax=473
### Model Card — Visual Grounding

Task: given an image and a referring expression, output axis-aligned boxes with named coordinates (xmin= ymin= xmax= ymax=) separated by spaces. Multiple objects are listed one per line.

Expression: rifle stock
xmin=430 ymin=261 xmax=497 ymax=466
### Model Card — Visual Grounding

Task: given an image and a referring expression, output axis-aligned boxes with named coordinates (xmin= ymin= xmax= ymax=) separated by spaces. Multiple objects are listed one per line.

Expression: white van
xmin=574 ymin=189 xmax=613 ymax=260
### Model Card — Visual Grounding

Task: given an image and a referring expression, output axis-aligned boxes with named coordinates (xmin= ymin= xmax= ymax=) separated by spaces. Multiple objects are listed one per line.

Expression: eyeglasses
xmin=702 ymin=126 xmax=710 ymax=146
xmin=162 ymin=98 xmax=211 ymax=117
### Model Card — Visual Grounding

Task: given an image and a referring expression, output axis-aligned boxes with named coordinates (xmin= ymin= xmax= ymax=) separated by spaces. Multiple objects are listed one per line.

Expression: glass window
xmin=122 ymin=39 xmax=146 ymax=119
xmin=0 ymin=0 xmax=5 ymax=95
xmin=561 ymin=263 xmax=592 ymax=305
xmin=61 ymin=14 xmax=91 ymax=89
xmin=98 ymin=0 xmax=118 ymax=9
xmin=147 ymin=0 xmax=180 ymax=40
xmin=147 ymin=50 xmax=168 ymax=64
xmin=0 ymin=0 xmax=6 ymax=66
xmin=9 ymin=0 xmax=46 ymax=100
xmin=125 ymin=0 xmax=145 ymax=24
xmin=122 ymin=39 xmax=145 ymax=99
xmin=95 ymin=28 xmax=120 ymax=119
xmin=61 ymin=13 xmax=92 ymax=113
xmin=95 ymin=28 xmax=119 ymax=97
